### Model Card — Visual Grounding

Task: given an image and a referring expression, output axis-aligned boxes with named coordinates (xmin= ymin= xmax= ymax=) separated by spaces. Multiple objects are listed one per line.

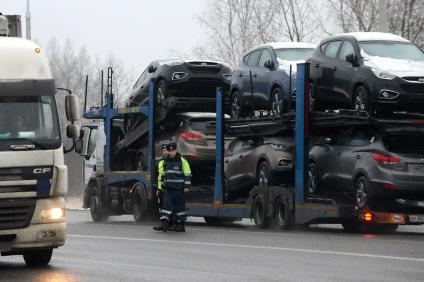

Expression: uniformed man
xmin=153 ymin=142 xmax=191 ymax=232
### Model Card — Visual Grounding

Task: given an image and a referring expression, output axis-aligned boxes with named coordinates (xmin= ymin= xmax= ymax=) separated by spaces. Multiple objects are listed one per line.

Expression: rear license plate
xmin=409 ymin=215 xmax=424 ymax=223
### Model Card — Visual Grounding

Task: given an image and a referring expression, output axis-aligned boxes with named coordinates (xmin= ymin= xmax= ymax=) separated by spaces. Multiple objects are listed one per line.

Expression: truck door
xmin=82 ymin=126 xmax=99 ymax=184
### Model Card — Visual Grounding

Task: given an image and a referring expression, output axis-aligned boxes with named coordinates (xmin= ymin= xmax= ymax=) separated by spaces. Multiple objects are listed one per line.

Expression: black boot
xmin=167 ymin=222 xmax=176 ymax=231
xmin=175 ymin=222 xmax=185 ymax=232
xmin=153 ymin=220 xmax=168 ymax=232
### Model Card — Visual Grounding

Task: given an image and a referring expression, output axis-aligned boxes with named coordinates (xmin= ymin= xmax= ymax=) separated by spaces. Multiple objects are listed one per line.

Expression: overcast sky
xmin=2 ymin=0 xmax=208 ymax=73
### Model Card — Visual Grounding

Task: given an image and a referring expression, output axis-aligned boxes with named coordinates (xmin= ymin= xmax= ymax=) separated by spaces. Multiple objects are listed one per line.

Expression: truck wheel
xmin=273 ymin=197 xmax=293 ymax=230
xmin=132 ymin=184 xmax=149 ymax=222
xmin=253 ymin=195 xmax=269 ymax=228
xmin=23 ymin=249 xmax=53 ymax=267
xmin=90 ymin=185 xmax=109 ymax=222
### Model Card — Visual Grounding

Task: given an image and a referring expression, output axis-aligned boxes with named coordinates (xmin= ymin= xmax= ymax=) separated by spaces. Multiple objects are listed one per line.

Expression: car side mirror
xmin=247 ymin=139 xmax=254 ymax=146
xmin=264 ymin=60 xmax=274 ymax=70
xmin=346 ymin=54 xmax=358 ymax=66
xmin=148 ymin=65 xmax=156 ymax=73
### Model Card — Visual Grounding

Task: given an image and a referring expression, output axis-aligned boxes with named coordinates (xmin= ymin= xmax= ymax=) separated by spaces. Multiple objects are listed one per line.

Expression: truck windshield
xmin=359 ymin=41 xmax=424 ymax=61
xmin=0 ymin=96 xmax=61 ymax=150
xmin=275 ymin=48 xmax=314 ymax=61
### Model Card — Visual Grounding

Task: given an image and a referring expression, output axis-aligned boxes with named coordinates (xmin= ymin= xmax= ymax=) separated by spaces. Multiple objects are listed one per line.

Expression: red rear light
xmin=383 ymin=183 xmax=396 ymax=189
xmin=184 ymin=155 xmax=199 ymax=161
xmin=371 ymin=153 xmax=401 ymax=165
xmin=180 ymin=132 xmax=203 ymax=141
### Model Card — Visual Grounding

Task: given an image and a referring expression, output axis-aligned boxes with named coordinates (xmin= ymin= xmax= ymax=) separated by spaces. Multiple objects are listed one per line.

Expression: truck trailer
xmin=76 ymin=64 xmax=424 ymax=233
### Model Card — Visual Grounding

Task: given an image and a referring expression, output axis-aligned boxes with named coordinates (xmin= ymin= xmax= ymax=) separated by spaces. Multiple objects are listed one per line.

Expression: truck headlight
xmin=371 ymin=68 xmax=396 ymax=80
xmin=41 ymin=208 xmax=65 ymax=220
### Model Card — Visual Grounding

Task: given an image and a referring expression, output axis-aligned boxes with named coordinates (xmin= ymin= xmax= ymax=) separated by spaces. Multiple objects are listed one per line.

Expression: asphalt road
xmin=1 ymin=210 xmax=424 ymax=282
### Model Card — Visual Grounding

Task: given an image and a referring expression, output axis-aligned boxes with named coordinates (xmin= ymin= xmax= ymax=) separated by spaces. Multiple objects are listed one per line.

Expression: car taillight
xmin=371 ymin=153 xmax=401 ymax=165
xmin=180 ymin=132 xmax=206 ymax=145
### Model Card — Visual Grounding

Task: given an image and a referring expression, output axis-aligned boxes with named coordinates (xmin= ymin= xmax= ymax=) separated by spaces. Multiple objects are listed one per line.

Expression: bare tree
xmin=328 ymin=0 xmax=379 ymax=32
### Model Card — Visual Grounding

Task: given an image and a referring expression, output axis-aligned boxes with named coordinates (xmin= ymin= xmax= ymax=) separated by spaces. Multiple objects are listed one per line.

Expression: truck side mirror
xmin=65 ymin=94 xmax=80 ymax=123
xmin=66 ymin=124 xmax=80 ymax=139
xmin=75 ymin=139 xmax=83 ymax=154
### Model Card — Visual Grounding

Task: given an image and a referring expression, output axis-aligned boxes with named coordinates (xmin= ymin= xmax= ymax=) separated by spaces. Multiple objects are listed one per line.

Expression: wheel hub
xmin=356 ymin=181 xmax=367 ymax=208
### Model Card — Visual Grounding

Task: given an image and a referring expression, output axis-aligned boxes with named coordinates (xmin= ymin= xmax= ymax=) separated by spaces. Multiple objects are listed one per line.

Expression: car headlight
xmin=271 ymin=144 xmax=292 ymax=151
xmin=172 ymin=72 xmax=188 ymax=80
xmin=223 ymin=73 xmax=232 ymax=81
xmin=41 ymin=208 xmax=65 ymax=220
xmin=371 ymin=68 xmax=396 ymax=80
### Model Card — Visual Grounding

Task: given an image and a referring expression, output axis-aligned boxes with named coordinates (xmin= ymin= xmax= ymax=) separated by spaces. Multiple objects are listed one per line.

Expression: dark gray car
xmin=308 ymin=126 xmax=424 ymax=208
xmin=224 ymin=136 xmax=294 ymax=198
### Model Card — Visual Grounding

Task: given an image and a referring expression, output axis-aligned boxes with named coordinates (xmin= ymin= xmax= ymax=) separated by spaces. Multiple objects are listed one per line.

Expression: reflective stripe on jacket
xmin=157 ymin=155 xmax=191 ymax=190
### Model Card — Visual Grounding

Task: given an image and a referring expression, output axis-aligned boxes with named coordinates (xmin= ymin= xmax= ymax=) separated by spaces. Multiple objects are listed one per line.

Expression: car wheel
xmin=90 ymin=185 xmax=109 ymax=222
xmin=23 ymin=249 xmax=53 ymax=267
xmin=307 ymin=162 xmax=320 ymax=195
xmin=355 ymin=176 xmax=370 ymax=209
xmin=253 ymin=195 xmax=269 ymax=228
xmin=273 ymin=196 xmax=293 ymax=230
xmin=271 ymin=88 xmax=285 ymax=116
xmin=257 ymin=161 xmax=273 ymax=186
xmin=231 ymin=91 xmax=243 ymax=118
xmin=157 ymin=80 xmax=168 ymax=105
xmin=135 ymin=152 xmax=147 ymax=171
xmin=353 ymin=86 xmax=371 ymax=112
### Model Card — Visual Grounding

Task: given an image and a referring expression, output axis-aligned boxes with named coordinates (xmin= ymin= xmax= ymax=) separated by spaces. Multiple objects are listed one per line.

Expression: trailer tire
xmin=23 ymin=249 xmax=53 ymax=267
xmin=253 ymin=195 xmax=269 ymax=228
xmin=132 ymin=183 xmax=149 ymax=222
xmin=90 ymin=185 xmax=109 ymax=222
xmin=273 ymin=197 xmax=293 ymax=230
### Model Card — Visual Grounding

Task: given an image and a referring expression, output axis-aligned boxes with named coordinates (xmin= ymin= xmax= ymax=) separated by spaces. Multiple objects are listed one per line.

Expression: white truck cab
xmin=0 ymin=21 xmax=79 ymax=266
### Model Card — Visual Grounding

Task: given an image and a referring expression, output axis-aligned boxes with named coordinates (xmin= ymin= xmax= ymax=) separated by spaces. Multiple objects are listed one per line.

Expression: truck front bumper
xmin=0 ymin=197 xmax=66 ymax=254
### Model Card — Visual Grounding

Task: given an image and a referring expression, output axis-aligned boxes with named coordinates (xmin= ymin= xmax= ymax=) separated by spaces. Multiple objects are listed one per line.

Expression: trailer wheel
xmin=132 ymin=183 xmax=149 ymax=222
xmin=273 ymin=197 xmax=293 ymax=230
xmin=23 ymin=249 xmax=53 ymax=267
xmin=253 ymin=195 xmax=269 ymax=228
xmin=90 ymin=185 xmax=109 ymax=222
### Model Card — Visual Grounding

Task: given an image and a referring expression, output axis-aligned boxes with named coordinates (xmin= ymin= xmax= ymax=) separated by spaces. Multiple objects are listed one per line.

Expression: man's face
xmin=162 ymin=149 xmax=168 ymax=158
xmin=168 ymin=149 xmax=177 ymax=158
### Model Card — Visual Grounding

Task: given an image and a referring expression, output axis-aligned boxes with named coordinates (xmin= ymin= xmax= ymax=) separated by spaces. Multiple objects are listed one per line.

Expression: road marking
xmin=68 ymin=234 xmax=424 ymax=263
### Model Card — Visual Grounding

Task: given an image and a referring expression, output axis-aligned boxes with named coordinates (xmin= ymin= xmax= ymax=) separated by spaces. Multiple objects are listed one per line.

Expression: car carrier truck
xmin=0 ymin=15 xmax=80 ymax=266
xmin=76 ymin=63 xmax=424 ymax=233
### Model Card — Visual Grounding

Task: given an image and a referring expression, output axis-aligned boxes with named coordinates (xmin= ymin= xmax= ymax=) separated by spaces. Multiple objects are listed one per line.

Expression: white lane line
xmin=68 ymin=234 xmax=424 ymax=263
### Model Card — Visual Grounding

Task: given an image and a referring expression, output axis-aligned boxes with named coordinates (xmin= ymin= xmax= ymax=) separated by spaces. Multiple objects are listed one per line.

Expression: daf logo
xmin=418 ymin=77 xmax=424 ymax=82
xmin=33 ymin=168 xmax=52 ymax=174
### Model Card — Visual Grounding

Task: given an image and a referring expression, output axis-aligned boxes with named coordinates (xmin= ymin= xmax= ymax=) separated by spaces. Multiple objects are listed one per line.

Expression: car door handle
xmin=355 ymin=155 xmax=361 ymax=159
xmin=333 ymin=66 xmax=338 ymax=70
xmin=238 ymin=155 xmax=243 ymax=159
xmin=239 ymin=73 xmax=243 ymax=77
xmin=225 ymin=159 xmax=229 ymax=163
xmin=337 ymin=152 xmax=342 ymax=157
xmin=314 ymin=63 xmax=320 ymax=68
xmin=252 ymin=73 xmax=258 ymax=78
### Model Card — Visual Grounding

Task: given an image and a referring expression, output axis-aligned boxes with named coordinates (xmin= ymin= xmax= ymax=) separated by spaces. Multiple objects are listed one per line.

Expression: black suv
xmin=308 ymin=125 xmax=424 ymax=209
xmin=308 ymin=32 xmax=424 ymax=113
xmin=124 ymin=60 xmax=232 ymax=132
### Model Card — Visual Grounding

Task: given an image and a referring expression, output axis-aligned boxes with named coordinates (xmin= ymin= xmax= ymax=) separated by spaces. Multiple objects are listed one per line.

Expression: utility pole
xmin=378 ymin=0 xmax=389 ymax=33
xmin=25 ymin=0 xmax=31 ymax=39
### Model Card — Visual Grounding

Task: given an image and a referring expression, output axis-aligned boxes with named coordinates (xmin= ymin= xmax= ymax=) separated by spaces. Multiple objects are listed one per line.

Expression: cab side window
xmin=339 ymin=41 xmax=356 ymax=61
xmin=324 ymin=41 xmax=342 ymax=59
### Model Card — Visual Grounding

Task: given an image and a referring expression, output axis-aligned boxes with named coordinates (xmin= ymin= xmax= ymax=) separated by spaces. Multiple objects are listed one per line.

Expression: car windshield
xmin=274 ymin=48 xmax=314 ymax=61
xmin=383 ymin=134 xmax=424 ymax=154
xmin=0 ymin=96 xmax=61 ymax=149
xmin=359 ymin=41 xmax=424 ymax=61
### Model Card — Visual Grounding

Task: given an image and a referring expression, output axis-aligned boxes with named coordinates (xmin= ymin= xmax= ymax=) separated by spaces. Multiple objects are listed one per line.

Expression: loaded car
xmin=230 ymin=42 xmax=315 ymax=117
xmin=308 ymin=32 xmax=424 ymax=113
xmin=308 ymin=126 xmax=424 ymax=209
xmin=124 ymin=59 xmax=232 ymax=133
xmin=224 ymin=136 xmax=294 ymax=199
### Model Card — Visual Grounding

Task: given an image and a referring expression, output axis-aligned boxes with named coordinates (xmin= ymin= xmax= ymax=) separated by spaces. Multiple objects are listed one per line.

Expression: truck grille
xmin=0 ymin=198 xmax=36 ymax=230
